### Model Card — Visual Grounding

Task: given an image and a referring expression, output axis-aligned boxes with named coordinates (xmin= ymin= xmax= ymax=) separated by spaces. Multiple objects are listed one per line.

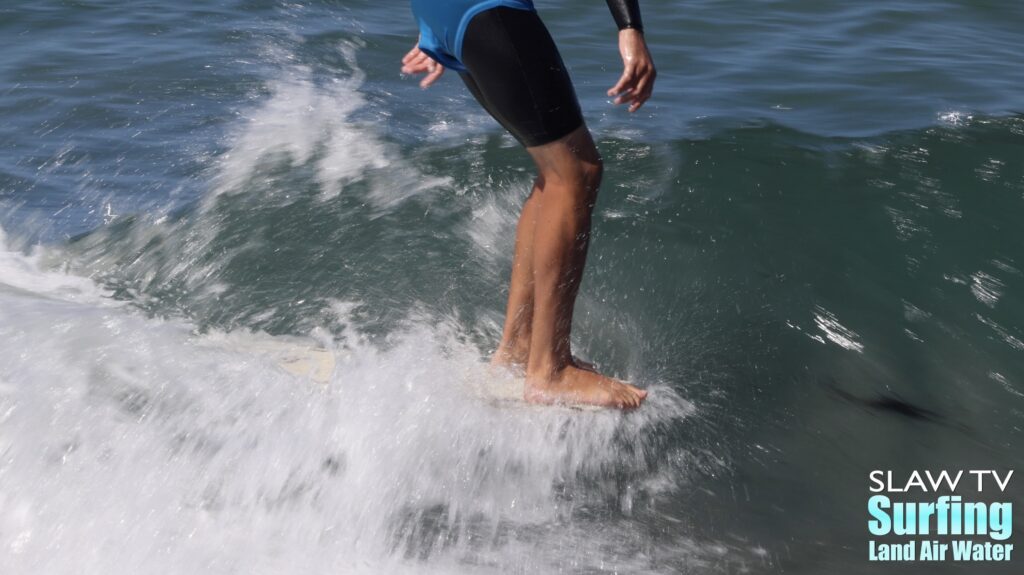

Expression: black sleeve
xmin=606 ymin=0 xmax=644 ymax=32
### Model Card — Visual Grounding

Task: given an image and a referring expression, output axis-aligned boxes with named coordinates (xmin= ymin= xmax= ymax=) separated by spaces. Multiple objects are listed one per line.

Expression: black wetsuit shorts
xmin=458 ymin=7 xmax=584 ymax=148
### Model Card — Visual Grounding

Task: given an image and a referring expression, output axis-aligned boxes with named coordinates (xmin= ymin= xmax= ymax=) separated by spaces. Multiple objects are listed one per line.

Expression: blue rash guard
xmin=410 ymin=0 xmax=536 ymax=72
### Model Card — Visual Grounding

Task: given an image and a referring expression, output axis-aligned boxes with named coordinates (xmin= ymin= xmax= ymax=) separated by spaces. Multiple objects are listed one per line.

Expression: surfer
xmin=402 ymin=1 xmax=654 ymax=409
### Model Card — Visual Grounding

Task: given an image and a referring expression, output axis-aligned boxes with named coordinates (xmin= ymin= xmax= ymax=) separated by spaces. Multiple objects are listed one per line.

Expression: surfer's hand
xmin=608 ymin=28 xmax=656 ymax=112
xmin=401 ymin=43 xmax=445 ymax=89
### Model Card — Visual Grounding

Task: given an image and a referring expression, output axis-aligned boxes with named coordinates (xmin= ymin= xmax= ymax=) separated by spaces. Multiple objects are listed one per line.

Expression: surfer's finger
xmin=420 ymin=63 xmax=445 ymax=88
xmin=409 ymin=51 xmax=433 ymax=67
xmin=628 ymin=76 xmax=653 ymax=112
xmin=613 ymin=88 xmax=637 ymax=106
xmin=402 ymin=51 xmax=432 ymax=73
xmin=608 ymin=66 xmax=635 ymax=98
xmin=402 ymin=45 xmax=425 ymax=66
xmin=403 ymin=52 xmax=425 ymax=68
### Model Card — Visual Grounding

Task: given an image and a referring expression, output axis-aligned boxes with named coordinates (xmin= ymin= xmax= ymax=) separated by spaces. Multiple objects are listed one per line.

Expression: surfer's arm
xmin=606 ymin=0 xmax=643 ymax=32
xmin=401 ymin=40 xmax=445 ymax=89
xmin=605 ymin=1 xmax=655 ymax=112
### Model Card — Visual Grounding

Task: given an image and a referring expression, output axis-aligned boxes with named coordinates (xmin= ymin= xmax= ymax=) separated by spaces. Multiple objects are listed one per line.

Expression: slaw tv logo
xmin=867 ymin=470 xmax=1014 ymax=562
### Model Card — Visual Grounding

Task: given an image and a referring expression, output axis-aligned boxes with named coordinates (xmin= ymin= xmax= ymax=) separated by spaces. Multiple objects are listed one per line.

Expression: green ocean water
xmin=1 ymin=1 xmax=1022 ymax=573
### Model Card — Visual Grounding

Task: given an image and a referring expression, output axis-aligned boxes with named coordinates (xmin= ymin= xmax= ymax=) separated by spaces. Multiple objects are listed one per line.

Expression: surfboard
xmin=462 ymin=368 xmax=525 ymax=407
xmin=269 ymin=343 xmax=335 ymax=383
xmin=195 ymin=333 xmax=337 ymax=384
xmin=463 ymin=368 xmax=603 ymax=411
xmin=196 ymin=333 xmax=608 ymax=411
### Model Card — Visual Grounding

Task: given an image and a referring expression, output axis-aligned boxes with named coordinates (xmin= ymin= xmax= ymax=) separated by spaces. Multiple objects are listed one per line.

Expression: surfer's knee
xmin=528 ymin=175 xmax=545 ymax=199
xmin=530 ymin=132 xmax=602 ymax=204
xmin=580 ymin=155 xmax=603 ymax=194
xmin=540 ymin=156 xmax=599 ymax=206
xmin=565 ymin=151 xmax=602 ymax=208
xmin=565 ymin=129 xmax=603 ymax=199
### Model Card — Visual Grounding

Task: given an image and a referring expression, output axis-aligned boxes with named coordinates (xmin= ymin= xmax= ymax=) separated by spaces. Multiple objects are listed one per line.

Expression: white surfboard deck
xmin=196 ymin=334 xmax=608 ymax=410
xmin=269 ymin=344 xmax=335 ymax=383
xmin=463 ymin=368 xmax=603 ymax=412
xmin=196 ymin=334 xmax=337 ymax=384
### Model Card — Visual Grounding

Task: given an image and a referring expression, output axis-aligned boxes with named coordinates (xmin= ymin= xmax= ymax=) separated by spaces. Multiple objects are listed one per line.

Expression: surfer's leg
xmin=491 ymin=178 xmax=600 ymax=374
xmin=459 ymin=7 xmax=645 ymax=407
xmin=522 ymin=126 xmax=646 ymax=409
xmin=492 ymin=178 xmax=542 ymax=367
xmin=491 ymin=178 xmax=601 ymax=373
xmin=461 ymin=7 xmax=595 ymax=372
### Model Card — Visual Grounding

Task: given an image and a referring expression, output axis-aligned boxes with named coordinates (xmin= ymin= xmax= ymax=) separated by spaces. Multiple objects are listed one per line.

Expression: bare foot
xmin=524 ymin=364 xmax=648 ymax=409
xmin=570 ymin=356 xmax=598 ymax=372
xmin=491 ymin=348 xmax=598 ymax=374
xmin=490 ymin=346 xmax=529 ymax=370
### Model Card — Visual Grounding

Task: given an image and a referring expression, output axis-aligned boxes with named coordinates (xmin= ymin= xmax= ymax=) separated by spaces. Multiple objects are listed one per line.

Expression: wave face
xmin=1 ymin=1 xmax=1023 ymax=573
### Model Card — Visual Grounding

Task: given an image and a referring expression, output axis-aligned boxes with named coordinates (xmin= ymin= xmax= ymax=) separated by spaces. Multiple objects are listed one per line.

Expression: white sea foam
xmin=0 ymin=227 xmax=114 ymax=305
xmin=811 ymin=305 xmax=865 ymax=353
xmin=0 ymin=229 xmax=698 ymax=574
xmin=212 ymin=43 xmax=448 ymax=209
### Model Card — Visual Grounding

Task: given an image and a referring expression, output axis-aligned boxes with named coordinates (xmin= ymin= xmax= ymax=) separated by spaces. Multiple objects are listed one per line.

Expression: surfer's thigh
xmin=458 ymin=7 xmax=584 ymax=148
